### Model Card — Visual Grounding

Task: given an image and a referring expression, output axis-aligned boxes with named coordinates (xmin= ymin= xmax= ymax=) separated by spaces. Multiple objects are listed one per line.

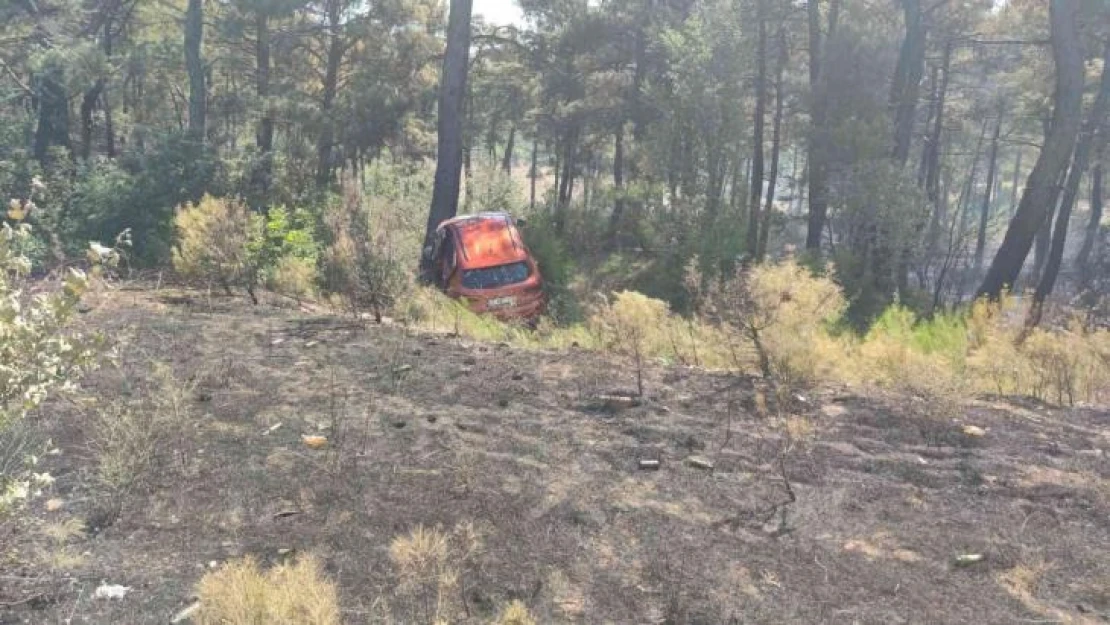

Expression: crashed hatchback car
xmin=427 ymin=212 xmax=546 ymax=321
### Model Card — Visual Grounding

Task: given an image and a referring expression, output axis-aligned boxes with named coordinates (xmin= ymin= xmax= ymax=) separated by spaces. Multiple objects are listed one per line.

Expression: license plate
xmin=487 ymin=296 xmax=517 ymax=310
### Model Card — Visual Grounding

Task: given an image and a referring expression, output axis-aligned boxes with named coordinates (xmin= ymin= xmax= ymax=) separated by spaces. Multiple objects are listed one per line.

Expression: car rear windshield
xmin=461 ymin=261 xmax=531 ymax=290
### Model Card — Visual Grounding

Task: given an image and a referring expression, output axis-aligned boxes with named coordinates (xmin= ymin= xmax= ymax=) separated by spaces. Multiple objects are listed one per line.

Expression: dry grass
xmin=195 ymin=555 xmax=340 ymax=625
xmin=388 ymin=522 xmax=484 ymax=623
xmin=495 ymin=600 xmax=537 ymax=625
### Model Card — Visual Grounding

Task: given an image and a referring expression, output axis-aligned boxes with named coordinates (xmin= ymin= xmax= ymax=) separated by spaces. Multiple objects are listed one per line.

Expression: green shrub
xmin=172 ymin=195 xmax=263 ymax=300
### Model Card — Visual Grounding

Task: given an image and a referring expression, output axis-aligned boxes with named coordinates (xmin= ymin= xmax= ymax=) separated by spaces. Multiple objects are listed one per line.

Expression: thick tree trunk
xmin=804 ymin=0 xmax=838 ymax=251
xmin=1076 ymin=162 xmax=1102 ymax=276
xmin=185 ymin=0 xmax=205 ymax=141
xmin=420 ymin=0 xmax=473 ymax=279
xmin=315 ymin=1 xmax=344 ymax=187
xmin=747 ymin=0 xmax=767 ymax=257
xmin=758 ymin=28 xmax=787 ymax=263
xmin=890 ymin=0 xmax=926 ymax=167
xmin=1032 ymin=42 xmax=1110 ymax=312
xmin=975 ymin=109 xmax=1004 ymax=271
xmin=977 ymin=0 xmax=1085 ymax=300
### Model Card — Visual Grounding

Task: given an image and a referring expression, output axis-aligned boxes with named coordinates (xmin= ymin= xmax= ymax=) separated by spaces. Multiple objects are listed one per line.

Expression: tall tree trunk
xmin=1033 ymin=164 xmax=1067 ymax=282
xmin=420 ymin=0 xmax=473 ymax=279
xmin=758 ymin=28 xmax=787 ymax=263
xmin=501 ymin=124 xmax=515 ymax=173
xmin=747 ymin=0 xmax=768 ymax=257
xmin=529 ymin=135 xmax=538 ymax=211
xmin=80 ymin=80 xmax=105 ymax=160
xmin=805 ymin=0 xmax=839 ymax=251
xmin=1009 ymin=149 xmax=1022 ymax=214
xmin=1032 ymin=41 xmax=1110 ymax=313
xmin=924 ymin=42 xmax=952 ymax=264
xmin=256 ymin=10 xmax=274 ymax=198
xmin=1076 ymin=161 xmax=1102 ymax=277
xmin=918 ymin=62 xmax=939 ymax=187
xmin=103 ymin=91 xmax=115 ymax=157
xmin=315 ymin=0 xmax=344 ymax=186
xmin=185 ymin=0 xmax=205 ymax=141
xmin=975 ymin=108 xmax=1004 ymax=270
xmin=890 ymin=0 xmax=926 ymax=167
xmin=610 ymin=125 xmax=625 ymax=239
xmin=33 ymin=62 xmax=71 ymax=162
xmin=977 ymin=0 xmax=1084 ymax=300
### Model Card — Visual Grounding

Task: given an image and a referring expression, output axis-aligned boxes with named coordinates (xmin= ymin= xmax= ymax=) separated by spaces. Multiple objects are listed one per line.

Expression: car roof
xmin=438 ymin=212 xmax=528 ymax=269
xmin=437 ymin=211 xmax=514 ymax=230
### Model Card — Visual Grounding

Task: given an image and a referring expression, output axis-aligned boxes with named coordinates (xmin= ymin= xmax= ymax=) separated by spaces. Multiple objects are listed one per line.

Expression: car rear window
xmin=461 ymin=261 xmax=531 ymax=290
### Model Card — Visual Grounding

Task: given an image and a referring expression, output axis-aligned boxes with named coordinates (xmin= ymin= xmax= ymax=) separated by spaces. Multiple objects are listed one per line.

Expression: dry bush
xmin=966 ymin=297 xmax=1110 ymax=405
xmin=592 ymin=290 xmax=737 ymax=379
xmin=320 ymin=177 xmax=409 ymax=322
xmin=195 ymin=554 xmax=340 ymax=625
xmin=700 ymin=259 xmax=845 ymax=386
xmin=90 ymin=363 xmax=192 ymax=505
xmin=172 ymin=195 xmax=262 ymax=301
xmin=389 ymin=522 xmax=483 ymax=624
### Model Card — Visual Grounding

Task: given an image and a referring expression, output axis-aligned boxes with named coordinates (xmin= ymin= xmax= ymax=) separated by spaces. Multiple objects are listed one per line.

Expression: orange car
xmin=429 ymin=212 xmax=546 ymax=322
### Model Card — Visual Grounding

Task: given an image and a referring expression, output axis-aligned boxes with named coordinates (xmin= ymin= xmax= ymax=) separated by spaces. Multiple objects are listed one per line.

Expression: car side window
xmin=440 ymin=231 xmax=457 ymax=285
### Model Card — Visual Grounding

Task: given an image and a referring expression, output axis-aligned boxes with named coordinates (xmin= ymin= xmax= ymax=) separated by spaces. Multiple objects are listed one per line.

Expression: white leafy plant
xmin=2 ymin=190 xmax=112 ymax=510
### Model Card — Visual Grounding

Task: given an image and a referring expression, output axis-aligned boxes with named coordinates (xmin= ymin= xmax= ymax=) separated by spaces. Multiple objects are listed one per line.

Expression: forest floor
xmin=2 ymin=287 xmax=1108 ymax=624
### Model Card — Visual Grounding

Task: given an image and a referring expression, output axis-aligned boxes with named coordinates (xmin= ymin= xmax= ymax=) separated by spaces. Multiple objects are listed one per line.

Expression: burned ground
xmin=2 ymin=289 xmax=1108 ymax=624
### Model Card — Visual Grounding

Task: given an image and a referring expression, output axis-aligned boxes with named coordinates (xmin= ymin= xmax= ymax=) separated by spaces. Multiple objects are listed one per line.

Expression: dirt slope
xmin=2 ymin=289 xmax=1108 ymax=624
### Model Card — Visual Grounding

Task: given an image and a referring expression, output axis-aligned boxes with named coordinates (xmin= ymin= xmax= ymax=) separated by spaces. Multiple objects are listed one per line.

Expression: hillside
xmin=2 ymin=289 xmax=1107 ymax=624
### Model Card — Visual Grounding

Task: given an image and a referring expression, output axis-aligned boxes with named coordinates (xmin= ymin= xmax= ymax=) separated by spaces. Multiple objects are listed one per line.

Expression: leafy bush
xmin=1 ymin=217 xmax=106 ymax=510
xmin=195 ymin=555 xmax=340 ymax=625
xmin=519 ymin=212 xmax=580 ymax=323
xmin=172 ymin=195 xmax=262 ymax=301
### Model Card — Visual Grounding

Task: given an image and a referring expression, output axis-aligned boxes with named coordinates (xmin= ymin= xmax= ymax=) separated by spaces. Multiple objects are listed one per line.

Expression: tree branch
xmin=0 ymin=57 xmax=32 ymax=96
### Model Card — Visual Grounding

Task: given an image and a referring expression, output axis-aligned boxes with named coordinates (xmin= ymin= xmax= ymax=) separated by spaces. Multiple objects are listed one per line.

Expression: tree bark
xmin=1009 ymin=149 xmax=1022 ymax=215
xmin=805 ymin=0 xmax=839 ymax=252
xmin=758 ymin=28 xmax=787 ymax=263
xmin=747 ymin=0 xmax=768 ymax=257
xmin=975 ymin=108 xmax=1004 ymax=271
xmin=501 ymin=124 xmax=515 ymax=173
xmin=890 ymin=0 xmax=926 ymax=167
xmin=1076 ymin=162 xmax=1102 ymax=277
xmin=33 ymin=62 xmax=71 ymax=162
xmin=256 ymin=9 xmax=274 ymax=197
xmin=420 ymin=0 xmax=473 ymax=279
xmin=315 ymin=0 xmax=344 ymax=186
xmin=80 ymin=80 xmax=105 ymax=160
xmin=977 ymin=0 xmax=1084 ymax=301
xmin=529 ymin=135 xmax=538 ymax=211
xmin=185 ymin=0 xmax=205 ymax=141
xmin=1032 ymin=41 xmax=1110 ymax=311
xmin=610 ymin=125 xmax=625 ymax=239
